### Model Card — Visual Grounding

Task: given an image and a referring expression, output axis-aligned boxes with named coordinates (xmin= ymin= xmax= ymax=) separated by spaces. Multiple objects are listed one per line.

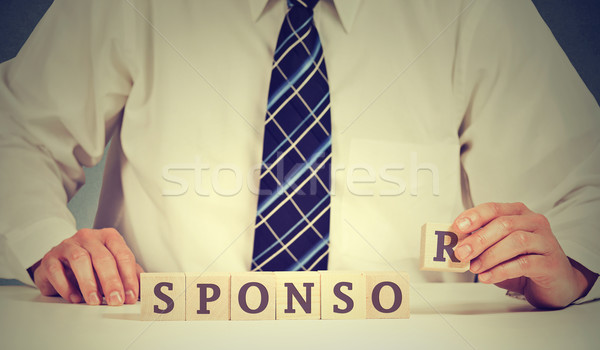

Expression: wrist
xmin=568 ymin=257 xmax=599 ymax=301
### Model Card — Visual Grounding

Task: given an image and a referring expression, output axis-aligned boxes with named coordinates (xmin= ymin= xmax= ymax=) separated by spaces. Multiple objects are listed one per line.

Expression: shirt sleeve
xmin=456 ymin=0 xmax=600 ymax=302
xmin=0 ymin=0 xmax=132 ymax=284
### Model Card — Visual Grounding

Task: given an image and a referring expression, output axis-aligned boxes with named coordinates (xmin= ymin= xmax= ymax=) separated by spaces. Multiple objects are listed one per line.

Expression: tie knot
xmin=289 ymin=0 xmax=318 ymax=11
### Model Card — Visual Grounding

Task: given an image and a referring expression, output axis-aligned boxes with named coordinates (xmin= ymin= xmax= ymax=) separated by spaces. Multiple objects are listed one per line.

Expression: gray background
xmin=0 ymin=0 xmax=599 ymax=284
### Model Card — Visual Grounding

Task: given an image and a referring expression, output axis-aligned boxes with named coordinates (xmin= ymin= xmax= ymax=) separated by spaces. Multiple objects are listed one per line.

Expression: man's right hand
xmin=30 ymin=228 xmax=143 ymax=306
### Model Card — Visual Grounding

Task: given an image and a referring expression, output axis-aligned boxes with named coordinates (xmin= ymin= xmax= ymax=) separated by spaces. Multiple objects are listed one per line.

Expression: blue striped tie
xmin=251 ymin=0 xmax=331 ymax=272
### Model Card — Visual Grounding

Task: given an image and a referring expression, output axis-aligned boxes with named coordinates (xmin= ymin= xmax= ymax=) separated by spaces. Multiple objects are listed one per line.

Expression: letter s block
xmin=230 ymin=272 xmax=275 ymax=321
xmin=320 ymin=271 xmax=366 ymax=320
xmin=420 ymin=223 xmax=469 ymax=272
xmin=141 ymin=272 xmax=186 ymax=321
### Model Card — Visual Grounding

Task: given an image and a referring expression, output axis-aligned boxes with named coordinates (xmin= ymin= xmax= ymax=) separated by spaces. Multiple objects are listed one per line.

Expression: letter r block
xmin=185 ymin=272 xmax=231 ymax=321
xmin=420 ymin=223 xmax=469 ymax=272
xmin=275 ymin=271 xmax=320 ymax=320
xmin=230 ymin=272 xmax=276 ymax=321
xmin=320 ymin=271 xmax=366 ymax=320
xmin=141 ymin=272 xmax=186 ymax=321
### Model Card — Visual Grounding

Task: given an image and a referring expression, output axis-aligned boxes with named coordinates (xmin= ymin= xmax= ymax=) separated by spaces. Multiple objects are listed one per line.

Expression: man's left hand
xmin=452 ymin=202 xmax=595 ymax=309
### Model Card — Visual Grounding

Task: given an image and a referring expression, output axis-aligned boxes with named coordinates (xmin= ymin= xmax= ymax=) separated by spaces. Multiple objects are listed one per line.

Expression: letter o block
xmin=231 ymin=272 xmax=275 ymax=320
xmin=366 ymin=271 xmax=409 ymax=319
xmin=420 ymin=223 xmax=469 ymax=272
xmin=320 ymin=271 xmax=366 ymax=320
xmin=141 ymin=273 xmax=186 ymax=321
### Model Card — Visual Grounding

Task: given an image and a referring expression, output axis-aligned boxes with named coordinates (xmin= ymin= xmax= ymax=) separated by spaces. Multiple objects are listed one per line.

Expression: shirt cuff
xmin=559 ymin=240 xmax=600 ymax=304
xmin=3 ymin=217 xmax=76 ymax=285
xmin=505 ymin=282 xmax=600 ymax=306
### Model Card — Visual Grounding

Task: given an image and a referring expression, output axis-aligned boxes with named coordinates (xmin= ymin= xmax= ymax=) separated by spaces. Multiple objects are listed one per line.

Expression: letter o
xmin=371 ymin=281 xmax=402 ymax=313
xmin=238 ymin=282 xmax=269 ymax=314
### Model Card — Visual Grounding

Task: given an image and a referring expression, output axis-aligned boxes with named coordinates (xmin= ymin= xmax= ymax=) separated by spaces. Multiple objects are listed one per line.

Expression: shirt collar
xmin=249 ymin=0 xmax=360 ymax=33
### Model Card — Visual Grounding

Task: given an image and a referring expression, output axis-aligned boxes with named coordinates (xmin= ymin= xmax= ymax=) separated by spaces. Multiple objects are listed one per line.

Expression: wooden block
xmin=420 ymin=223 xmax=470 ymax=272
xmin=320 ymin=271 xmax=366 ymax=320
xmin=275 ymin=271 xmax=320 ymax=320
xmin=141 ymin=272 xmax=186 ymax=321
xmin=185 ymin=272 xmax=231 ymax=321
xmin=230 ymin=272 xmax=276 ymax=320
xmin=365 ymin=271 xmax=410 ymax=319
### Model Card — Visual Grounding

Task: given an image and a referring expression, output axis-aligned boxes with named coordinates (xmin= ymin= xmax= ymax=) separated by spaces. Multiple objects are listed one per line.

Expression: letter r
xmin=433 ymin=230 xmax=460 ymax=263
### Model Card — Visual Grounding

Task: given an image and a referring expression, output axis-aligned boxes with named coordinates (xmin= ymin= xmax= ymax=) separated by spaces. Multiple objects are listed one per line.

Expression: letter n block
xmin=185 ymin=272 xmax=231 ymax=321
xmin=320 ymin=271 xmax=366 ymax=320
xmin=230 ymin=272 xmax=276 ymax=320
xmin=141 ymin=272 xmax=186 ymax=321
xmin=420 ymin=223 xmax=469 ymax=272
xmin=275 ymin=271 xmax=320 ymax=320
xmin=366 ymin=271 xmax=409 ymax=319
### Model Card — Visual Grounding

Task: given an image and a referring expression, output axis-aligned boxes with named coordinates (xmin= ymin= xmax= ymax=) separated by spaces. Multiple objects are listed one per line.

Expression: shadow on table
xmin=102 ymin=312 xmax=141 ymax=321
xmin=4 ymin=288 xmax=70 ymax=304
xmin=0 ymin=278 xmax=25 ymax=286
xmin=411 ymin=301 xmax=538 ymax=315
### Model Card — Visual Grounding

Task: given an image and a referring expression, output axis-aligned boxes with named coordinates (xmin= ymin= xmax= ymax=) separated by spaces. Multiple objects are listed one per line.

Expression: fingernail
xmin=109 ymin=291 xmax=123 ymax=306
xmin=470 ymin=259 xmax=481 ymax=273
xmin=126 ymin=290 xmax=136 ymax=303
xmin=479 ymin=272 xmax=491 ymax=282
xmin=457 ymin=217 xmax=471 ymax=231
xmin=89 ymin=292 xmax=101 ymax=305
xmin=455 ymin=244 xmax=472 ymax=260
xmin=69 ymin=294 xmax=82 ymax=304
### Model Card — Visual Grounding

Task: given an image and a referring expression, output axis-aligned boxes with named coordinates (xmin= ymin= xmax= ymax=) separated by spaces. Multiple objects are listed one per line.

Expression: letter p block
xmin=185 ymin=273 xmax=231 ymax=320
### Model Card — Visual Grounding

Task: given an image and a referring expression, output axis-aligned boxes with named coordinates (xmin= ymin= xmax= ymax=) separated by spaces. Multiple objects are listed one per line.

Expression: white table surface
xmin=1 ymin=283 xmax=598 ymax=350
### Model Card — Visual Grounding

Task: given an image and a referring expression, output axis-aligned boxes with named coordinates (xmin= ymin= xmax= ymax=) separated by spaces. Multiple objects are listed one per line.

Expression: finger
xmin=34 ymin=268 xmax=58 ymax=297
xmin=42 ymin=256 xmax=82 ymax=304
xmin=455 ymin=214 xmax=540 ymax=261
xmin=104 ymin=232 xmax=139 ymax=304
xmin=94 ymin=271 xmax=104 ymax=297
xmin=82 ymin=240 xmax=125 ymax=306
xmin=136 ymin=263 xmax=145 ymax=276
xmin=64 ymin=268 xmax=83 ymax=302
xmin=495 ymin=277 xmax=527 ymax=295
xmin=136 ymin=264 xmax=144 ymax=301
xmin=61 ymin=243 xmax=102 ymax=305
xmin=478 ymin=255 xmax=547 ymax=284
xmin=470 ymin=231 xmax=551 ymax=274
xmin=452 ymin=202 xmax=531 ymax=235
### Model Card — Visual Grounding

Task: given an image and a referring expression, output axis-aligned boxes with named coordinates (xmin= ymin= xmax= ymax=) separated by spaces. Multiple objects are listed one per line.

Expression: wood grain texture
xmin=366 ymin=271 xmax=410 ymax=319
xmin=420 ymin=223 xmax=470 ymax=272
xmin=141 ymin=272 xmax=186 ymax=321
xmin=230 ymin=272 xmax=276 ymax=320
xmin=185 ymin=272 xmax=230 ymax=321
xmin=275 ymin=271 xmax=320 ymax=320
xmin=320 ymin=271 xmax=366 ymax=320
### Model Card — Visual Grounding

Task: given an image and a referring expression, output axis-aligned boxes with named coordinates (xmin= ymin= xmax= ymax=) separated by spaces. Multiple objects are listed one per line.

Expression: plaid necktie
xmin=251 ymin=0 xmax=331 ymax=271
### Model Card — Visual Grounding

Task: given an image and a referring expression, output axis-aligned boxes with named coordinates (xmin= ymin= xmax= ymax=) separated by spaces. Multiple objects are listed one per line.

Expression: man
xmin=0 ymin=0 xmax=598 ymax=309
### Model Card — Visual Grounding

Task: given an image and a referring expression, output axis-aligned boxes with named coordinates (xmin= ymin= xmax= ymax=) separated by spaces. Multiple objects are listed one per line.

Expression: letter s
xmin=333 ymin=282 xmax=354 ymax=314
xmin=154 ymin=282 xmax=175 ymax=314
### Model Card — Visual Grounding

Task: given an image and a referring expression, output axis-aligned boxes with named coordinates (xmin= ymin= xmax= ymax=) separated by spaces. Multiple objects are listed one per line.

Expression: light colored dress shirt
xmin=1 ymin=0 xmax=599 ymax=301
